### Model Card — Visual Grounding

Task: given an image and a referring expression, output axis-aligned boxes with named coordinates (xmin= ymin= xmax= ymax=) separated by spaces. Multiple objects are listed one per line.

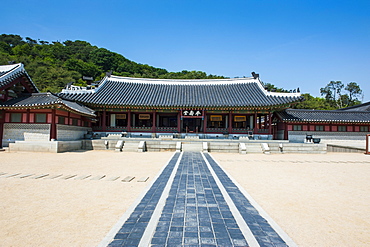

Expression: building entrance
xmin=182 ymin=118 xmax=202 ymax=133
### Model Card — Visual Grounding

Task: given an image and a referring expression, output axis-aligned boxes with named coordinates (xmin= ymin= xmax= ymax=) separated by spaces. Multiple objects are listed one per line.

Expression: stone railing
xmin=206 ymin=128 xmax=228 ymax=133
xmin=156 ymin=127 xmax=178 ymax=132
xmin=106 ymin=126 xmax=127 ymax=132
xmin=130 ymin=127 xmax=152 ymax=132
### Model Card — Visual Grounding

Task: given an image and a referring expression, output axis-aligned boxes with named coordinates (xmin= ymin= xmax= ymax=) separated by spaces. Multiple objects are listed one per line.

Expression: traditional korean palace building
xmin=1 ymin=63 xmax=370 ymax=149
xmin=58 ymin=74 xmax=303 ymax=139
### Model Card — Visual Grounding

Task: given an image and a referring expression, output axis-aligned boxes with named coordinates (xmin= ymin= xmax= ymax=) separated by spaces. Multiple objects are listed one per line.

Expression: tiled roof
xmin=59 ymin=75 xmax=303 ymax=109
xmin=0 ymin=63 xmax=39 ymax=93
xmin=277 ymin=108 xmax=370 ymax=123
xmin=337 ymin=102 xmax=370 ymax=112
xmin=0 ymin=93 xmax=95 ymax=117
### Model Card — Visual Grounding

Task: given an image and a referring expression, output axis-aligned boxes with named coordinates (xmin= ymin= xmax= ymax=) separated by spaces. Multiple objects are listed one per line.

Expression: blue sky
xmin=2 ymin=0 xmax=370 ymax=101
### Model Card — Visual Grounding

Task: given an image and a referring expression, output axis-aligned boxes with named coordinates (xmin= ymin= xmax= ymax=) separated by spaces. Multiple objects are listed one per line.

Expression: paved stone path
xmin=102 ymin=152 xmax=296 ymax=247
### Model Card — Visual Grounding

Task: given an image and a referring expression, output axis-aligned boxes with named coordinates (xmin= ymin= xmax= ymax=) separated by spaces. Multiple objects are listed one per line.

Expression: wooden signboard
xmin=139 ymin=114 xmax=150 ymax=120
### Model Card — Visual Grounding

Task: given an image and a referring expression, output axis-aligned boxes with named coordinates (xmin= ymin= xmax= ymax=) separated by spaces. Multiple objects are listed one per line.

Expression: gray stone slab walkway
xmin=102 ymin=152 xmax=296 ymax=247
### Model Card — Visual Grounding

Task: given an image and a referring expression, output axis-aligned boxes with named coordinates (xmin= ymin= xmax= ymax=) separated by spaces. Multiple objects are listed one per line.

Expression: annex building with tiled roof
xmin=276 ymin=107 xmax=370 ymax=141
xmin=0 ymin=63 xmax=95 ymax=149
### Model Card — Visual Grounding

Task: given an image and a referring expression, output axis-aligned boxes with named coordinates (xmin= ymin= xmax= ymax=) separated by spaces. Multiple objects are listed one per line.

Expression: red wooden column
xmin=284 ymin=122 xmax=288 ymax=140
xmin=268 ymin=112 xmax=272 ymax=135
xmin=177 ymin=111 xmax=181 ymax=133
xmin=203 ymin=110 xmax=207 ymax=133
xmin=228 ymin=111 xmax=232 ymax=134
xmin=50 ymin=109 xmax=57 ymax=140
xmin=127 ymin=110 xmax=131 ymax=132
xmin=0 ymin=110 xmax=4 ymax=148
xmin=102 ymin=109 xmax=106 ymax=132
xmin=152 ymin=110 xmax=156 ymax=132
xmin=254 ymin=111 xmax=258 ymax=133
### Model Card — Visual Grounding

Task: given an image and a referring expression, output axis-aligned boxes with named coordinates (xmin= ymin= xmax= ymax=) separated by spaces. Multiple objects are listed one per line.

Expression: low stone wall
xmin=9 ymin=141 xmax=83 ymax=153
xmin=268 ymin=142 xmax=327 ymax=154
xmin=327 ymin=144 xmax=365 ymax=153
xmin=2 ymin=123 xmax=50 ymax=147
xmin=57 ymin=125 xmax=91 ymax=141
xmin=288 ymin=131 xmax=368 ymax=142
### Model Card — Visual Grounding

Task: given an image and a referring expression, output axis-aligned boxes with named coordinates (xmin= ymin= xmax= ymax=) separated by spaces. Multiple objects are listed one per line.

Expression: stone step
xmin=245 ymin=143 xmax=263 ymax=153
xmin=146 ymin=142 xmax=177 ymax=152
xmin=208 ymin=143 xmax=239 ymax=153
xmin=121 ymin=142 xmax=140 ymax=152
xmin=182 ymin=143 xmax=202 ymax=152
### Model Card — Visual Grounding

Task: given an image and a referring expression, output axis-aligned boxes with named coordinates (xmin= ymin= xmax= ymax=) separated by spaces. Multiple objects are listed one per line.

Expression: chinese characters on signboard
xmin=181 ymin=110 xmax=203 ymax=118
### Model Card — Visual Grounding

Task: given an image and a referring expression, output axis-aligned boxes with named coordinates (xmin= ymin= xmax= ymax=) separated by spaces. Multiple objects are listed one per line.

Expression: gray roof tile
xmin=0 ymin=93 xmax=95 ymax=117
xmin=59 ymin=76 xmax=303 ymax=109
xmin=278 ymin=109 xmax=370 ymax=123
xmin=337 ymin=102 xmax=370 ymax=112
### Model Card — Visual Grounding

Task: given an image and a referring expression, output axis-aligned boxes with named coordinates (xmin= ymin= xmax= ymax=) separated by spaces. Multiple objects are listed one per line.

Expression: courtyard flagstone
xmin=104 ymin=152 xmax=295 ymax=247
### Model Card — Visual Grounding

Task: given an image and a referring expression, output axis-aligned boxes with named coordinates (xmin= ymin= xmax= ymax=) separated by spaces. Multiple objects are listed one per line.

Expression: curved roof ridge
xmin=285 ymin=108 xmax=370 ymax=113
xmin=0 ymin=63 xmax=39 ymax=93
xmin=105 ymin=75 xmax=258 ymax=85
xmin=0 ymin=63 xmax=23 ymax=83
xmin=0 ymin=63 xmax=21 ymax=72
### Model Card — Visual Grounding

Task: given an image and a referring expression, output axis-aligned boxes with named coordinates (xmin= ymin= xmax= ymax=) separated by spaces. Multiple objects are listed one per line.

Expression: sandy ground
xmin=0 ymin=151 xmax=369 ymax=247
xmin=212 ymin=153 xmax=370 ymax=247
xmin=0 ymin=151 xmax=173 ymax=247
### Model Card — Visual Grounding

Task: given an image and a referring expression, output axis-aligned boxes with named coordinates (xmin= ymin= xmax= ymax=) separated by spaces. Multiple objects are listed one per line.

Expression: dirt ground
xmin=0 ymin=151 xmax=369 ymax=247
xmin=0 ymin=151 xmax=173 ymax=247
xmin=212 ymin=153 xmax=370 ymax=247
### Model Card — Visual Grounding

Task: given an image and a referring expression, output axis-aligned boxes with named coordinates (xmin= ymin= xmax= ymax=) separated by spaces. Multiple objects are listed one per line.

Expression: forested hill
xmin=0 ymin=34 xmax=225 ymax=93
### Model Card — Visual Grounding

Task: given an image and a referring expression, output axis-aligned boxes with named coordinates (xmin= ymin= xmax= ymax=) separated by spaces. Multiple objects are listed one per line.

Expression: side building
xmin=276 ymin=105 xmax=370 ymax=142
xmin=0 ymin=63 xmax=95 ymax=149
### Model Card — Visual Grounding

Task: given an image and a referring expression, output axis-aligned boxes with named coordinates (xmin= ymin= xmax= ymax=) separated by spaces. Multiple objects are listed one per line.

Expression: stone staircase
xmin=82 ymin=139 xmax=327 ymax=154
xmin=181 ymin=142 xmax=203 ymax=152
xmin=208 ymin=142 xmax=239 ymax=153
xmin=121 ymin=141 xmax=141 ymax=152
xmin=245 ymin=143 xmax=263 ymax=153
xmin=83 ymin=140 xmax=108 ymax=150
xmin=145 ymin=141 xmax=177 ymax=152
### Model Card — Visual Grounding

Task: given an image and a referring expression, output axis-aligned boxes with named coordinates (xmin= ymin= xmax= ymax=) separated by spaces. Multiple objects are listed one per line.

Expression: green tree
xmin=90 ymin=48 xmax=120 ymax=72
xmin=293 ymin=93 xmax=335 ymax=110
xmin=263 ymin=82 xmax=288 ymax=92
xmin=0 ymin=34 xmax=25 ymax=47
xmin=345 ymin=82 xmax=362 ymax=105
xmin=0 ymin=34 xmax=226 ymax=92
xmin=64 ymin=58 xmax=101 ymax=78
xmin=63 ymin=40 xmax=96 ymax=62
xmin=320 ymin=81 xmax=362 ymax=108
xmin=320 ymin=81 xmax=344 ymax=107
